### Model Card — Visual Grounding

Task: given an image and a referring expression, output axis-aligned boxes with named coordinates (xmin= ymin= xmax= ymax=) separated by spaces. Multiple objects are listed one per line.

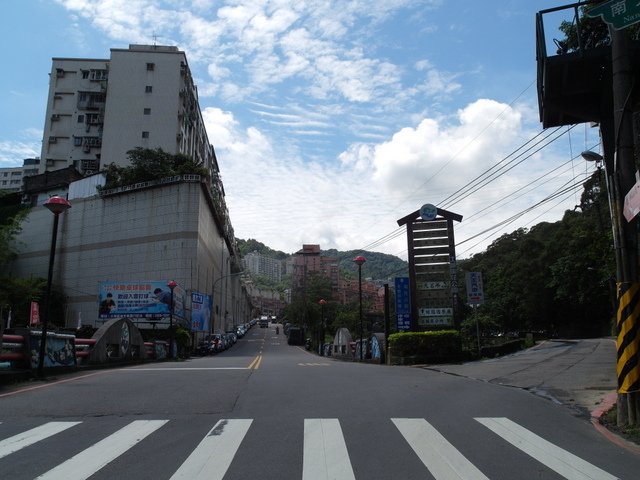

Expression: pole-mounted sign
xmin=587 ymin=0 xmax=640 ymax=30
xmin=465 ymin=272 xmax=485 ymax=306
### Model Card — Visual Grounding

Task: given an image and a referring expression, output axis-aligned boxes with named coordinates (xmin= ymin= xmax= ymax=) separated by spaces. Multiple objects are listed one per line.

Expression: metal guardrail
xmin=1 ymin=334 xmax=160 ymax=368
xmin=98 ymin=174 xmax=202 ymax=196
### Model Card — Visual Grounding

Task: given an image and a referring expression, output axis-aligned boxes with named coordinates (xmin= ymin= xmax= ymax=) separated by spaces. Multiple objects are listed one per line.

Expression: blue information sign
xmin=395 ymin=277 xmax=411 ymax=331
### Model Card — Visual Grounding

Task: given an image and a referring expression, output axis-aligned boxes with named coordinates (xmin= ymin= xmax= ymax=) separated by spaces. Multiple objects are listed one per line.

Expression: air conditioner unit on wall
xmin=51 ymin=114 xmax=60 ymax=121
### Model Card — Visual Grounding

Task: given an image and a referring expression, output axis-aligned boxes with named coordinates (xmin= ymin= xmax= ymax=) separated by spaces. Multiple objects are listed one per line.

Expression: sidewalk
xmin=422 ymin=338 xmax=617 ymax=414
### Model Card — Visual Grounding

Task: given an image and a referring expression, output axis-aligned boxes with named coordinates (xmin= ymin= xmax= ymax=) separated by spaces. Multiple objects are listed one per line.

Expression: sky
xmin=0 ymin=0 xmax=602 ymax=260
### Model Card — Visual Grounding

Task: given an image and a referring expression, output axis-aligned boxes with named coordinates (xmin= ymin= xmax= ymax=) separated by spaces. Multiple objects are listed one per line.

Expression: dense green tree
xmin=0 ymin=202 xmax=29 ymax=271
xmin=100 ymin=147 xmax=209 ymax=189
xmin=237 ymin=238 xmax=288 ymax=259
xmin=459 ymin=170 xmax=615 ymax=339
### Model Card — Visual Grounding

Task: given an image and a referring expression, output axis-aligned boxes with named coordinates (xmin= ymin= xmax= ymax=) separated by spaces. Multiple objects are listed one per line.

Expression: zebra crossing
xmin=0 ymin=417 xmax=620 ymax=480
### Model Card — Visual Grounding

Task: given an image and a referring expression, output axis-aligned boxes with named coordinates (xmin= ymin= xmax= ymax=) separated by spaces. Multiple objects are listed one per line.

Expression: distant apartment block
xmin=338 ymin=278 xmax=385 ymax=313
xmin=0 ymin=158 xmax=40 ymax=193
xmin=243 ymin=250 xmax=282 ymax=283
xmin=293 ymin=244 xmax=340 ymax=294
xmin=40 ymin=45 xmax=218 ymax=178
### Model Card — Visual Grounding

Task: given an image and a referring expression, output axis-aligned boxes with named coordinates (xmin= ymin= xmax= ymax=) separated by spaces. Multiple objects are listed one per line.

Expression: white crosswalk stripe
xmin=0 ymin=422 xmax=81 ymax=460
xmin=0 ymin=417 xmax=621 ymax=479
xmin=170 ymin=418 xmax=252 ymax=480
xmin=35 ymin=420 xmax=168 ymax=480
xmin=476 ymin=417 xmax=620 ymax=480
xmin=303 ymin=419 xmax=356 ymax=480
xmin=392 ymin=418 xmax=490 ymax=480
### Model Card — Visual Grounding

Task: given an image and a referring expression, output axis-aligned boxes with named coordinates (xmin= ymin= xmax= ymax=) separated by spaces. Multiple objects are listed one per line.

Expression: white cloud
xmin=200 ymin=98 xmax=552 ymax=257
xmin=0 ymin=129 xmax=42 ymax=167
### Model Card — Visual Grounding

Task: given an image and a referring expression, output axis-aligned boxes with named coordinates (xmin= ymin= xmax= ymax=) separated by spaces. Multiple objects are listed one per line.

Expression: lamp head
xmin=318 ymin=299 xmax=327 ymax=305
xmin=581 ymin=150 xmax=603 ymax=162
xmin=352 ymin=255 xmax=366 ymax=267
xmin=167 ymin=281 xmax=178 ymax=290
xmin=44 ymin=196 xmax=71 ymax=215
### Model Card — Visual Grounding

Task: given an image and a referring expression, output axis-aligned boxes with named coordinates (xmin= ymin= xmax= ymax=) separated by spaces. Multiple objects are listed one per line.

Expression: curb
xmin=590 ymin=391 xmax=640 ymax=454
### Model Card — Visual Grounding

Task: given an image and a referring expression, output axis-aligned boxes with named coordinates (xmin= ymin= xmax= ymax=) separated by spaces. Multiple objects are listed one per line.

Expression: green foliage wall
xmin=388 ymin=330 xmax=461 ymax=357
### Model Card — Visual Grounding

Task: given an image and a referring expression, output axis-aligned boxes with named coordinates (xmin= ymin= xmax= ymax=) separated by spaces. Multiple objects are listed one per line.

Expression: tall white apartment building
xmin=243 ymin=251 xmax=282 ymax=283
xmin=40 ymin=45 xmax=217 ymax=177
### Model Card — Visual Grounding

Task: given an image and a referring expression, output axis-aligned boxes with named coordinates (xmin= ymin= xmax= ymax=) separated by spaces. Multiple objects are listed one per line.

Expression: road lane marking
xmin=0 ymin=422 xmax=81 ymax=459
xmin=170 ymin=419 xmax=252 ymax=480
xmin=392 ymin=418 xmax=490 ymax=480
xmin=303 ymin=419 xmax=355 ymax=480
xmin=476 ymin=417 xmax=618 ymax=480
xmin=123 ymin=367 xmax=246 ymax=372
xmin=36 ymin=420 xmax=167 ymax=480
xmin=247 ymin=355 xmax=262 ymax=370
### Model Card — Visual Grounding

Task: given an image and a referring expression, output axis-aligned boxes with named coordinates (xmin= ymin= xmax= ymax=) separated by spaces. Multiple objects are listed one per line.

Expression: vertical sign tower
xmin=397 ymin=205 xmax=463 ymax=331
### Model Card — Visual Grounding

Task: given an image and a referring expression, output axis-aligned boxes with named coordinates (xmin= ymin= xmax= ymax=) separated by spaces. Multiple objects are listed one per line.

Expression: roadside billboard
xmin=98 ymin=282 xmax=185 ymax=319
xmin=191 ymin=292 xmax=212 ymax=332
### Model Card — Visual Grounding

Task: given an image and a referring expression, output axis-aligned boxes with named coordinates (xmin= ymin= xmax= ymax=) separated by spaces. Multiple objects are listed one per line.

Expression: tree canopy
xmin=100 ymin=147 xmax=209 ymax=189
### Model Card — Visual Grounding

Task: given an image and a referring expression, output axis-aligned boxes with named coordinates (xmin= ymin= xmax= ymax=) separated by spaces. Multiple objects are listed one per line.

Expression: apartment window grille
xmin=77 ymin=91 xmax=106 ymax=110
xmin=146 ymin=63 xmax=155 ymax=71
xmin=145 ymin=86 xmax=153 ymax=93
xmin=89 ymin=69 xmax=108 ymax=81
xmin=82 ymin=70 xmax=90 ymax=79
xmin=142 ymin=131 xmax=149 ymax=138
xmin=78 ymin=115 xmax=84 ymax=123
xmin=74 ymin=137 xmax=83 ymax=146
xmin=86 ymin=113 xmax=101 ymax=124
xmin=144 ymin=108 xmax=151 ymax=115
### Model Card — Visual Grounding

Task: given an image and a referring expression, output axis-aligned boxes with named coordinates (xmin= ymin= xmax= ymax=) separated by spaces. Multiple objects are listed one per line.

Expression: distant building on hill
xmin=293 ymin=244 xmax=340 ymax=294
xmin=243 ymin=250 xmax=282 ymax=283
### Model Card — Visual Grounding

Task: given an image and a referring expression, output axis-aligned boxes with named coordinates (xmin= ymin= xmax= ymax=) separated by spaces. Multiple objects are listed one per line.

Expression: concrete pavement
xmin=422 ymin=338 xmax=617 ymax=414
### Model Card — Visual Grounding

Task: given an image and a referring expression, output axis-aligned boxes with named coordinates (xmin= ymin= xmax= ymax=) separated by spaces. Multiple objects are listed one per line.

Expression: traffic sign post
xmin=587 ymin=0 xmax=640 ymax=30
xmin=466 ymin=272 xmax=485 ymax=358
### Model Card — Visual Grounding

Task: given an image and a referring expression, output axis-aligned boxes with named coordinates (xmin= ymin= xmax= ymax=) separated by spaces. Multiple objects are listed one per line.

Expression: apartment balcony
xmin=536 ymin=4 xmax=613 ymax=129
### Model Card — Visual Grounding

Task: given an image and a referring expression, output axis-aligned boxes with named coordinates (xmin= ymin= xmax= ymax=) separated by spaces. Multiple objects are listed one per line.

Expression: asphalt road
xmin=1 ymin=327 xmax=639 ymax=479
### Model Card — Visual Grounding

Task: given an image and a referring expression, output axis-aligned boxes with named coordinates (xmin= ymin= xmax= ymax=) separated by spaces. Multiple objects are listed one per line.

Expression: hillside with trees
xmin=240 ymin=168 xmax=616 ymax=342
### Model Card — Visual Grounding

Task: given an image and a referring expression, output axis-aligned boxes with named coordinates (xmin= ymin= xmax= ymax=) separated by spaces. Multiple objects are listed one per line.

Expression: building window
xmin=146 ymin=63 xmax=155 ymax=71
xmin=145 ymin=86 xmax=153 ymax=93
xmin=143 ymin=108 xmax=151 ymax=115
xmin=81 ymin=70 xmax=90 ymax=79
xmin=77 ymin=115 xmax=84 ymax=123
xmin=74 ymin=137 xmax=83 ymax=146
xmin=142 ymin=131 xmax=149 ymax=138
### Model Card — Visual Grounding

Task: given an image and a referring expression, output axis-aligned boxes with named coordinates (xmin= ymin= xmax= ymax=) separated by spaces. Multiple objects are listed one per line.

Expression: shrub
xmin=389 ymin=330 xmax=461 ymax=357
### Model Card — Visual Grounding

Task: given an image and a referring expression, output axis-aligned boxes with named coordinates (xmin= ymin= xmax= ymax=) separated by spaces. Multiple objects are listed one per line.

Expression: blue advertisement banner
xmin=395 ymin=277 xmax=411 ymax=331
xmin=191 ymin=292 xmax=212 ymax=332
xmin=98 ymin=282 xmax=185 ymax=319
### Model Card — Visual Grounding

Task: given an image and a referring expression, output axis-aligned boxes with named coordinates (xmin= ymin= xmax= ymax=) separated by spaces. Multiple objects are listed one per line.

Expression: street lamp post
xmin=38 ymin=195 xmax=71 ymax=377
xmin=167 ymin=281 xmax=177 ymax=359
xmin=353 ymin=256 xmax=366 ymax=361
xmin=211 ymin=272 xmax=244 ymax=337
xmin=318 ymin=299 xmax=327 ymax=356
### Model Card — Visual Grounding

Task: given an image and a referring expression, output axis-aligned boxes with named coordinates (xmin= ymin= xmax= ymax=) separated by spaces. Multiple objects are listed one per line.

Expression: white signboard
xmin=418 ymin=307 xmax=453 ymax=317
xmin=465 ymin=272 xmax=484 ymax=305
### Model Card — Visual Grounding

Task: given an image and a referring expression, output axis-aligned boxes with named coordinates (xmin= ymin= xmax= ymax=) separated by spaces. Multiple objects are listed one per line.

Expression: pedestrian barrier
xmin=1 ymin=322 xmax=165 ymax=373
xmin=0 ymin=334 xmax=26 ymax=362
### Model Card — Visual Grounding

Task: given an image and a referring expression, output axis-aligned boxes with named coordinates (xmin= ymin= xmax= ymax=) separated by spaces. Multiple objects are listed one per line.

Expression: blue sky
xmin=1 ymin=1 xmax=601 ymax=259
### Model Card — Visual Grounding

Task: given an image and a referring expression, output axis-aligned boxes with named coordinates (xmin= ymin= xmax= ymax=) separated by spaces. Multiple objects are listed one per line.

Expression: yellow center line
xmin=247 ymin=355 xmax=263 ymax=370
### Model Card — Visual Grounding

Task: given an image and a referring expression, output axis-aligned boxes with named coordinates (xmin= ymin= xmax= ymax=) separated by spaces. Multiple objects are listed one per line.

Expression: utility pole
xmin=609 ymin=25 xmax=640 ymax=426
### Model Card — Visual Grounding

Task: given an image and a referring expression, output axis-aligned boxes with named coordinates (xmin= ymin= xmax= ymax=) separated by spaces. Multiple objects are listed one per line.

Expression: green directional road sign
xmin=587 ymin=0 xmax=640 ymax=30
